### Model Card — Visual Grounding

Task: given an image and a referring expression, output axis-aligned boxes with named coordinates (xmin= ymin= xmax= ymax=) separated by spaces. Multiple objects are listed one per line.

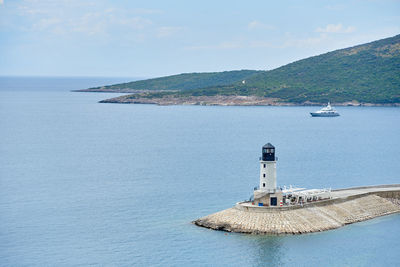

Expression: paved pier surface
xmin=193 ymin=185 xmax=400 ymax=235
xmin=331 ymin=184 xmax=400 ymax=198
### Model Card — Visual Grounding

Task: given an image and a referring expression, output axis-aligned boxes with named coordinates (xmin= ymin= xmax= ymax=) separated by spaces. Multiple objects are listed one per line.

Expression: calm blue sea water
xmin=1 ymin=77 xmax=400 ymax=266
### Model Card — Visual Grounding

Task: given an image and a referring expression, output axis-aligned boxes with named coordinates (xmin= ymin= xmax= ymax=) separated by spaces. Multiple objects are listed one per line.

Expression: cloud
xmin=33 ymin=17 xmax=63 ymax=31
xmin=324 ymin=4 xmax=346 ymax=11
xmin=112 ymin=16 xmax=153 ymax=30
xmin=156 ymin=26 xmax=184 ymax=38
xmin=131 ymin=8 xmax=163 ymax=15
xmin=185 ymin=42 xmax=242 ymax=50
xmin=10 ymin=0 xmax=190 ymax=45
xmin=249 ymin=41 xmax=275 ymax=48
xmin=248 ymin=21 xmax=275 ymax=30
xmin=13 ymin=1 xmax=166 ymax=42
xmin=282 ymin=34 xmax=329 ymax=48
xmin=316 ymin=23 xmax=356 ymax=34
xmin=0 ymin=0 xmax=4 ymax=5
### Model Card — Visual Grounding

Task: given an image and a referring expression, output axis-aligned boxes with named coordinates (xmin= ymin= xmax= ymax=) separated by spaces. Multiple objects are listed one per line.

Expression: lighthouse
xmin=259 ymin=143 xmax=277 ymax=193
xmin=254 ymin=143 xmax=282 ymax=206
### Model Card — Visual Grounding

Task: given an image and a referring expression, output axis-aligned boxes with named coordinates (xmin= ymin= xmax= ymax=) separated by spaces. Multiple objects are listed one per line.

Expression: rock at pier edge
xmin=193 ymin=143 xmax=400 ymax=235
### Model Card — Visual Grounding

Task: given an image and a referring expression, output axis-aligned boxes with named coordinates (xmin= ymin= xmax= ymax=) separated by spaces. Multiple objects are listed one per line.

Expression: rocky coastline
xmin=98 ymin=94 xmax=399 ymax=107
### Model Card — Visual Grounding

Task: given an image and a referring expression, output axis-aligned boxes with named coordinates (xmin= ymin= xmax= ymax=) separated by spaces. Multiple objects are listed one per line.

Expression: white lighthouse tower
xmin=254 ymin=143 xmax=282 ymax=206
xmin=259 ymin=143 xmax=277 ymax=192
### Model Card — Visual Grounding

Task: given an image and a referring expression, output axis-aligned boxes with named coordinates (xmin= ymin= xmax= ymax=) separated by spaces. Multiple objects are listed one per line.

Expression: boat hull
xmin=310 ymin=112 xmax=340 ymax=117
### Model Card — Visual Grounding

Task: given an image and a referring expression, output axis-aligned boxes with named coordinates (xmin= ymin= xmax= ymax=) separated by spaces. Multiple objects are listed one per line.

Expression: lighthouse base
xmin=253 ymin=190 xmax=283 ymax=207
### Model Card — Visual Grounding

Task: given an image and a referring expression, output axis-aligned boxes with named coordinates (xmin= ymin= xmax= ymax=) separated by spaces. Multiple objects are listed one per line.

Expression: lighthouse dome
xmin=262 ymin=143 xmax=275 ymax=161
xmin=263 ymin=143 xmax=275 ymax=149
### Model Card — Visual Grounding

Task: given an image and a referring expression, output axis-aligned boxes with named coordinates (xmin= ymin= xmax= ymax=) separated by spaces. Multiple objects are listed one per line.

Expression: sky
xmin=0 ymin=0 xmax=399 ymax=78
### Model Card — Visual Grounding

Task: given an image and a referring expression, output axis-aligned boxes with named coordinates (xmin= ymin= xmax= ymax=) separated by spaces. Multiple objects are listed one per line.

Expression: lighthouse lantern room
xmin=260 ymin=143 xmax=277 ymax=193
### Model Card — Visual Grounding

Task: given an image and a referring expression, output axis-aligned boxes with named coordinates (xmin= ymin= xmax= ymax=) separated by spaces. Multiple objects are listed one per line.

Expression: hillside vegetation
xmin=239 ymin=34 xmax=400 ymax=103
xmin=80 ymin=70 xmax=261 ymax=92
xmin=94 ymin=34 xmax=400 ymax=105
xmin=166 ymin=34 xmax=400 ymax=104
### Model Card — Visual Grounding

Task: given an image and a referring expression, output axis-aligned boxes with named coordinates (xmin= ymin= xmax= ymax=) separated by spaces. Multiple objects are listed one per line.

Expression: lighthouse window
xmin=263 ymin=183 xmax=265 ymax=187
xmin=263 ymin=164 xmax=266 ymax=168
xmin=263 ymin=174 xmax=266 ymax=178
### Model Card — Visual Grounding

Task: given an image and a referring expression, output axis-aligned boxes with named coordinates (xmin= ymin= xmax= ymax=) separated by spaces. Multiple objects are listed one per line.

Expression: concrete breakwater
xmin=193 ymin=185 xmax=400 ymax=235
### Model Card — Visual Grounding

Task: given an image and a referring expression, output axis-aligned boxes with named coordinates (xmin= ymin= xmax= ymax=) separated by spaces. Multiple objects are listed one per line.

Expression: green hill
xmin=173 ymin=34 xmax=400 ymax=104
xmin=79 ymin=70 xmax=261 ymax=92
xmin=245 ymin=34 xmax=400 ymax=103
xmin=92 ymin=34 xmax=400 ymax=105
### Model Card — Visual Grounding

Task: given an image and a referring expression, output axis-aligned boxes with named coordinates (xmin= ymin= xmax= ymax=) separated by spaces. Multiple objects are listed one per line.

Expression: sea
xmin=1 ymin=77 xmax=400 ymax=266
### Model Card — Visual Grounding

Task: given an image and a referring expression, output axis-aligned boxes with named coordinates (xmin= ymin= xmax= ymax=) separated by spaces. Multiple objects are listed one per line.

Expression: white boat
xmin=310 ymin=102 xmax=340 ymax=117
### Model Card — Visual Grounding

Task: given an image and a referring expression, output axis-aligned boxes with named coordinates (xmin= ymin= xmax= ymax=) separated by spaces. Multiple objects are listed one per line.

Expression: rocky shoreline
xmin=98 ymin=94 xmax=400 ymax=107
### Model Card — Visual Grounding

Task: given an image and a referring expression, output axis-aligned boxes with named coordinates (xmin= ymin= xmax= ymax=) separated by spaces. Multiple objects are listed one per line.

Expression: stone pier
xmin=193 ymin=185 xmax=400 ymax=235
